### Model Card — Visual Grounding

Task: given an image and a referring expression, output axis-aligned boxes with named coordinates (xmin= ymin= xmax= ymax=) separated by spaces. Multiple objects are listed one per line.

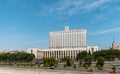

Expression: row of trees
xmin=42 ymin=49 xmax=120 ymax=70
xmin=76 ymin=49 xmax=120 ymax=69
xmin=93 ymin=49 xmax=120 ymax=61
xmin=76 ymin=51 xmax=105 ymax=69
xmin=43 ymin=56 xmax=74 ymax=68
xmin=0 ymin=52 xmax=35 ymax=63
xmin=0 ymin=49 xmax=118 ymax=70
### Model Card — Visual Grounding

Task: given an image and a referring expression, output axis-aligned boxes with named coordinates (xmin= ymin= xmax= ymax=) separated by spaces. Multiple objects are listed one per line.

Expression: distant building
xmin=28 ymin=26 xmax=99 ymax=60
xmin=87 ymin=46 xmax=99 ymax=54
xmin=28 ymin=48 xmax=44 ymax=59
xmin=0 ymin=50 xmax=26 ymax=54
xmin=112 ymin=39 xmax=120 ymax=50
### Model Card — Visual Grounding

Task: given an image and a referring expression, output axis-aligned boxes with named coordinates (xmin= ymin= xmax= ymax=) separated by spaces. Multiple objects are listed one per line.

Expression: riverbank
xmin=0 ymin=66 xmax=110 ymax=74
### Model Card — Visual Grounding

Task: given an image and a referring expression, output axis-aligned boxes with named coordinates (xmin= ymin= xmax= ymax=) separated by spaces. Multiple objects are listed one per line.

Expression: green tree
xmin=84 ymin=56 xmax=92 ymax=67
xmin=96 ymin=56 xmax=105 ymax=68
xmin=43 ymin=57 xmax=58 ymax=67
xmin=76 ymin=51 xmax=88 ymax=61
xmin=65 ymin=56 xmax=73 ymax=67
xmin=43 ymin=58 xmax=49 ymax=67
xmin=77 ymin=51 xmax=92 ymax=67
xmin=49 ymin=57 xmax=58 ymax=66
xmin=88 ymin=50 xmax=91 ymax=55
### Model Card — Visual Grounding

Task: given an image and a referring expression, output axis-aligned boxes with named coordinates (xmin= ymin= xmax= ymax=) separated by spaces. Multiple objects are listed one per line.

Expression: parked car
xmin=35 ymin=61 xmax=43 ymax=64
xmin=49 ymin=65 xmax=54 ymax=69
xmin=116 ymin=64 xmax=120 ymax=73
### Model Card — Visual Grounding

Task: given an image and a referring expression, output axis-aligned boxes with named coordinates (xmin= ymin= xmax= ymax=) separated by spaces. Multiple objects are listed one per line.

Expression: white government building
xmin=28 ymin=26 xmax=98 ymax=60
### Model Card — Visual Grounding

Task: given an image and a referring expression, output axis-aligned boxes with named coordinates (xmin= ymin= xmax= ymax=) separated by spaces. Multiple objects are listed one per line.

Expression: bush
xmin=84 ymin=64 xmax=88 ymax=69
xmin=111 ymin=65 xmax=116 ymax=72
xmin=30 ymin=64 xmax=34 ymax=67
xmin=64 ymin=64 xmax=66 ymax=68
xmin=17 ymin=64 xmax=20 ymax=67
xmin=8 ymin=63 xmax=13 ymax=66
xmin=37 ymin=64 xmax=41 ymax=67
xmin=43 ymin=57 xmax=58 ymax=67
xmin=66 ymin=60 xmax=72 ymax=67
xmin=79 ymin=61 xmax=82 ymax=67
xmin=97 ymin=65 xmax=103 ymax=70
xmin=74 ymin=64 xmax=76 ymax=69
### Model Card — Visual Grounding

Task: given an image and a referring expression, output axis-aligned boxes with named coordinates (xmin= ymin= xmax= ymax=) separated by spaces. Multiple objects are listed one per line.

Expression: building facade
xmin=28 ymin=26 xmax=99 ymax=60
xmin=28 ymin=48 xmax=86 ymax=60
xmin=49 ymin=26 xmax=86 ymax=49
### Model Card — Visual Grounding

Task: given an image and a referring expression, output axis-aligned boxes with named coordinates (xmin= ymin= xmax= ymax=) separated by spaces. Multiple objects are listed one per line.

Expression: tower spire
xmin=112 ymin=38 xmax=117 ymax=49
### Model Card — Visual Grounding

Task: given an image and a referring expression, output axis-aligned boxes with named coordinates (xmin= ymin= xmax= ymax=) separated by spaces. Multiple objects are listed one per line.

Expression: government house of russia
xmin=28 ymin=26 xmax=98 ymax=60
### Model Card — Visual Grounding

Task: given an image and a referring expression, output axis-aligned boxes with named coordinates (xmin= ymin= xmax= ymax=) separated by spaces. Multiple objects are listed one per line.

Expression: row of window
xmin=50 ymin=33 xmax=86 ymax=48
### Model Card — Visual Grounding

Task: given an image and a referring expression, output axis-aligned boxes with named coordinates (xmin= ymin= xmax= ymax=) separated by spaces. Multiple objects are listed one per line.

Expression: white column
xmin=72 ymin=50 xmax=74 ymax=59
xmin=50 ymin=51 xmax=52 ymax=58
xmin=56 ymin=51 xmax=58 ymax=59
xmin=59 ymin=51 xmax=61 ymax=59
xmin=55 ymin=51 xmax=57 ymax=59
xmin=70 ymin=50 xmax=71 ymax=58
xmin=62 ymin=51 xmax=64 ymax=59
xmin=49 ymin=51 xmax=50 ymax=58
xmin=58 ymin=51 xmax=59 ymax=59
xmin=67 ymin=51 xmax=69 ymax=56
xmin=47 ymin=51 xmax=48 ymax=58
xmin=75 ymin=50 xmax=76 ymax=59
xmin=43 ymin=51 xmax=45 ymax=58
xmin=65 ymin=50 xmax=66 ymax=57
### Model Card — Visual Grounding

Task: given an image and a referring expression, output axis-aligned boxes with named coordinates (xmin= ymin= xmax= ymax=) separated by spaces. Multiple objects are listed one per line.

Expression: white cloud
xmin=39 ymin=0 xmax=113 ymax=17
xmin=116 ymin=7 xmax=120 ymax=11
xmin=94 ymin=14 xmax=105 ymax=20
xmin=89 ymin=28 xmax=120 ymax=35
xmin=99 ymin=5 xmax=110 ymax=10
xmin=84 ymin=0 xmax=112 ymax=10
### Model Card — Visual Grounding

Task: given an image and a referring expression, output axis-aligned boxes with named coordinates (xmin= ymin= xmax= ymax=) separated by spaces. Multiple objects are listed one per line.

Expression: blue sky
xmin=0 ymin=0 xmax=120 ymax=50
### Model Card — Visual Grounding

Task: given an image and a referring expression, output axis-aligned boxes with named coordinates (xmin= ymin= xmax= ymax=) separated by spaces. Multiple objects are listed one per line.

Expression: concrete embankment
xmin=0 ymin=67 xmax=109 ymax=74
